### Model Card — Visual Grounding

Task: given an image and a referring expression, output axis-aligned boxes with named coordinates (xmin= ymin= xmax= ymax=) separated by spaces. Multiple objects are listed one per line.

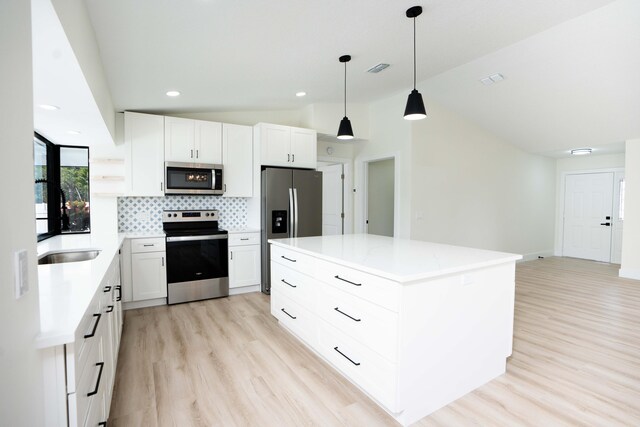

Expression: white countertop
xmin=36 ymin=232 xmax=126 ymax=348
xmin=124 ymin=230 xmax=165 ymax=238
xmin=269 ymin=234 xmax=522 ymax=283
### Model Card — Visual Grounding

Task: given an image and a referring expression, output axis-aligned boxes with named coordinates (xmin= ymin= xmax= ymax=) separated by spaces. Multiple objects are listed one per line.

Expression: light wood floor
xmin=109 ymin=257 xmax=640 ymax=426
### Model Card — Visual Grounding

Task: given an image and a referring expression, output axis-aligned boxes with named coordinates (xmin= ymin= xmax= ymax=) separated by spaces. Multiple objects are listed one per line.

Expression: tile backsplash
xmin=118 ymin=196 xmax=248 ymax=232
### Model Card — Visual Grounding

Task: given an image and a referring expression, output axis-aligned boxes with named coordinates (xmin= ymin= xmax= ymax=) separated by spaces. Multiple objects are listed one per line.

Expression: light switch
xmin=14 ymin=250 xmax=29 ymax=299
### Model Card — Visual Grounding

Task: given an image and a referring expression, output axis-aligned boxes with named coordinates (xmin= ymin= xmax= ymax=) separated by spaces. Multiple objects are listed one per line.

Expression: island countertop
xmin=269 ymin=234 xmax=522 ymax=283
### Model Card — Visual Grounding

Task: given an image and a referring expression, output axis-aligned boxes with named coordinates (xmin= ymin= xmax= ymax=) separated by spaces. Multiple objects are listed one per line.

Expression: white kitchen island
xmin=268 ymin=234 xmax=522 ymax=426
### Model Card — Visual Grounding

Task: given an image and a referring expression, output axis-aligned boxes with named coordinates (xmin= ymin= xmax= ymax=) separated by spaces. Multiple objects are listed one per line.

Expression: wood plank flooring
xmin=109 ymin=257 xmax=640 ymax=426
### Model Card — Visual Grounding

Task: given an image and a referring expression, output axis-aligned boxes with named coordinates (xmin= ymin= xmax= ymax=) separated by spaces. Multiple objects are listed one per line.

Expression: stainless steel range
xmin=163 ymin=209 xmax=229 ymax=304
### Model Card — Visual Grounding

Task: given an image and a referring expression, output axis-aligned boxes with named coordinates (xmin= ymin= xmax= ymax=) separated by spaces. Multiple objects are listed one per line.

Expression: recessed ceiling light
xmin=571 ymin=148 xmax=592 ymax=155
xmin=67 ymin=130 xmax=81 ymax=135
xmin=39 ymin=104 xmax=60 ymax=110
xmin=296 ymin=91 xmax=306 ymax=97
xmin=166 ymin=90 xmax=181 ymax=97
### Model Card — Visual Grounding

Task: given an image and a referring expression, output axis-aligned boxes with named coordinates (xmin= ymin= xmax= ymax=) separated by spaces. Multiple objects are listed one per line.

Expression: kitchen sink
xmin=38 ymin=250 xmax=101 ymax=265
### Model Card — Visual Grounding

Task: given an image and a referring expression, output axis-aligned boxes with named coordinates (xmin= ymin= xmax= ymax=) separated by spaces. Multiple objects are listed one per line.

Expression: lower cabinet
xmin=228 ymin=232 xmax=261 ymax=290
xmin=121 ymin=237 xmax=167 ymax=308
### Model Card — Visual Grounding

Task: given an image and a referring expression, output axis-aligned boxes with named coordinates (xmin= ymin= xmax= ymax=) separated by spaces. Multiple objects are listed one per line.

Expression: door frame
xmin=556 ymin=167 xmax=625 ymax=262
xmin=316 ymin=155 xmax=353 ymax=234
xmin=361 ymin=154 xmax=399 ymax=237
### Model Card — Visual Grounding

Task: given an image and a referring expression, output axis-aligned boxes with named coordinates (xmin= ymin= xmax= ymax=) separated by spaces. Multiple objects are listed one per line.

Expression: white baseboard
xmin=619 ymin=268 xmax=640 ymax=281
xmin=229 ymin=284 xmax=260 ymax=296
xmin=518 ymin=250 xmax=555 ymax=263
xmin=123 ymin=297 xmax=167 ymax=310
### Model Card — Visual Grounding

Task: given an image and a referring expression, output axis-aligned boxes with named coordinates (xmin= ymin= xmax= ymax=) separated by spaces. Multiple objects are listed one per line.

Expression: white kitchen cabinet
xmin=222 ymin=123 xmax=253 ymax=197
xmin=125 ymin=111 xmax=165 ymax=196
xmin=131 ymin=238 xmax=167 ymax=301
xmin=256 ymin=123 xmax=317 ymax=168
xmin=165 ymin=116 xmax=222 ymax=164
xmin=229 ymin=232 xmax=261 ymax=289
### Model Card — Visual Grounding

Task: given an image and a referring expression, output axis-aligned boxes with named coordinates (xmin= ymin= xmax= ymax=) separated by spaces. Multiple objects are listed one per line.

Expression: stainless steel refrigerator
xmin=261 ymin=168 xmax=322 ymax=294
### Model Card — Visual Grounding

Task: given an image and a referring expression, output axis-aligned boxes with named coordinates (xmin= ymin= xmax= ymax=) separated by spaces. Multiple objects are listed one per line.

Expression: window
xmin=34 ymin=133 xmax=90 ymax=241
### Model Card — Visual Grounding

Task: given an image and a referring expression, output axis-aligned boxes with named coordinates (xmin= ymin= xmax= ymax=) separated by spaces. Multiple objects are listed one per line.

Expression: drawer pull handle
xmin=84 ymin=313 xmax=102 ymax=338
xmin=334 ymin=307 xmax=361 ymax=322
xmin=106 ymin=305 xmax=114 ymax=313
xmin=103 ymin=285 xmax=111 ymax=293
xmin=240 ymin=238 xmax=249 ymax=241
xmin=281 ymin=255 xmax=297 ymax=263
xmin=334 ymin=275 xmax=361 ymax=287
xmin=334 ymin=346 xmax=361 ymax=366
xmin=281 ymin=308 xmax=297 ymax=319
xmin=282 ymin=279 xmax=297 ymax=288
xmin=99 ymin=422 xmax=107 ymax=427
xmin=87 ymin=362 xmax=105 ymax=396
xmin=115 ymin=285 xmax=122 ymax=302
xmin=143 ymin=244 xmax=155 ymax=247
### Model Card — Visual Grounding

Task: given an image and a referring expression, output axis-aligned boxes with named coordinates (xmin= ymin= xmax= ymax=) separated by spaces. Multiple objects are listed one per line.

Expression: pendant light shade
xmin=337 ymin=55 xmax=354 ymax=140
xmin=404 ymin=6 xmax=427 ymax=121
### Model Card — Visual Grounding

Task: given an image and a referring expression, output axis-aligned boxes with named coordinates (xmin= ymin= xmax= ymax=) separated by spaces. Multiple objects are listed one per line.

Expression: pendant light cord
xmin=344 ymin=61 xmax=347 ymax=116
xmin=413 ymin=16 xmax=417 ymax=90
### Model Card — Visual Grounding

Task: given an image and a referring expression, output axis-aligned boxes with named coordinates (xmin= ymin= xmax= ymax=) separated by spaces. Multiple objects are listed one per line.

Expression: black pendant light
xmin=404 ymin=6 xmax=427 ymax=120
xmin=337 ymin=55 xmax=354 ymax=140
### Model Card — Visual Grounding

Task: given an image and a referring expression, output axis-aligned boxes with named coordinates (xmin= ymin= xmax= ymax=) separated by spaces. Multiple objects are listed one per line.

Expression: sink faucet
xmin=35 ymin=178 xmax=70 ymax=231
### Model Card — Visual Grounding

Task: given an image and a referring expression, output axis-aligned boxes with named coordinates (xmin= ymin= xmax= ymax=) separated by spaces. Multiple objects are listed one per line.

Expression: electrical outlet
xmin=14 ymin=250 xmax=29 ymax=299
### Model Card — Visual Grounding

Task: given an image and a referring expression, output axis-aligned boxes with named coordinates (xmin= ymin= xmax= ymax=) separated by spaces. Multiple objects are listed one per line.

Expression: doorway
xmin=562 ymin=172 xmax=615 ymax=262
xmin=366 ymin=158 xmax=395 ymax=237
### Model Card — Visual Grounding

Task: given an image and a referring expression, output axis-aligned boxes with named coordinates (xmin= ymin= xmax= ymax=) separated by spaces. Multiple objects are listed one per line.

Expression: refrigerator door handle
xmin=293 ymin=188 xmax=299 ymax=237
xmin=289 ymin=188 xmax=295 ymax=238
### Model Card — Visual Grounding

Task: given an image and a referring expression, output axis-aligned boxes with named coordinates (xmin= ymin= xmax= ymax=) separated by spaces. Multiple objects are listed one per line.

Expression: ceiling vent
xmin=480 ymin=73 xmax=505 ymax=85
xmin=366 ymin=63 xmax=390 ymax=73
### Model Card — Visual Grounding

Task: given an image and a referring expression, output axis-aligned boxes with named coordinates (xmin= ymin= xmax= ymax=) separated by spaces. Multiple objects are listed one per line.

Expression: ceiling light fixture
xmin=166 ymin=90 xmax=181 ymax=97
xmin=296 ymin=91 xmax=307 ymax=97
xmin=337 ymin=55 xmax=354 ymax=140
xmin=39 ymin=104 xmax=60 ymax=111
xmin=571 ymin=148 xmax=592 ymax=155
xmin=404 ymin=6 xmax=426 ymax=120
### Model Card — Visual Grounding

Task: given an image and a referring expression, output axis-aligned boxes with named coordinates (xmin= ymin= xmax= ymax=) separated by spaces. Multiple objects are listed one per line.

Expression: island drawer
xmin=316 ymin=283 xmax=398 ymax=363
xmin=131 ymin=237 xmax=165 ymax=253
xmin=67 ymin=289 xmax=103 ymax=393
xmin=271 ymin=244 xmax=315 ymax=275
xmin=271 ymin=291 xmax=317 ymax=348
xmin=315 ymin=259 xmax=401 ymax=312
xmin=229 ymin=232 xmax=260 ymax=246
xmin=317 ymin=319 xmax=398 ymax=413
xmin=271 ymin=262 xmax=317 ymax=311
xmin=74 ymin=330 xmax=103 ymax=427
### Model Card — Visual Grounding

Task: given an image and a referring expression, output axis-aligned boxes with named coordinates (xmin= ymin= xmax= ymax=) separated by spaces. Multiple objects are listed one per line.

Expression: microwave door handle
xmin=293 ymin=188 xmax=299 ymax=238
xmin=288 ymin=188 xmax=294 ymax=238
xmin=212 ymin=170 xmax=216 ymax=190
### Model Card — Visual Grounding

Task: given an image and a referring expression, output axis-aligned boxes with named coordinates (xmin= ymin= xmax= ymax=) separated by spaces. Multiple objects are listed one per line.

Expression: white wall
xmin=0 ymin=0 xmax=45 ymax=424
xmin=355 ymin=91 xmax=412 ymax=238
xmin=410 ymin=100 xmax=556 ymax=258
xmin=620 ymin=139 xmax=640 ymax=279
xmin=174 ymin=109 xmax=304 ymax=128
xmin=50 ymin=0 xmax=116 ymax=140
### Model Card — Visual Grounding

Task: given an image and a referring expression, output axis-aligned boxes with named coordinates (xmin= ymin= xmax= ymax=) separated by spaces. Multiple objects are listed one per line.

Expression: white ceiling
xmin=36 ymin=0 xmax=640 ymax=156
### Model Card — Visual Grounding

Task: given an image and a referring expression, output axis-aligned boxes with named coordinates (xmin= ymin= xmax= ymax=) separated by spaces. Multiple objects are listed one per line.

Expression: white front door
xmin=562 ymin=172 xmax=614 ymax=262
xmin=318 ymin=163 xmax=343 ymax=235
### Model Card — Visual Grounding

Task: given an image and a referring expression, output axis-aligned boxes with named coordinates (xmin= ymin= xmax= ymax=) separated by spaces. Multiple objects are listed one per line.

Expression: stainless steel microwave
xmin=164 ymin=162 xmax=224 ymax=195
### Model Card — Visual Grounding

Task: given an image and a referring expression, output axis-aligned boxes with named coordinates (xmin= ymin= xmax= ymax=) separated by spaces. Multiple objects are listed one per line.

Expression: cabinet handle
xmin=115 ymin=285 xmax=122 ymax=302
xmin=240 ymin=238 xmax=249 ymax=241
xmin=106 ymin=305 xmax=114 ymax=313
xmin=281 ymin=255 xmax=297 ymax=263
xmin=334 ymin=347 xmax=360 ymax=366
xmin=288 ymin=154 xmax=290 ymax=162
xmin=196 ymin=149 xmax=199 ymax=158
xmin=99 ymin=423 xmax=107 ymax=427
xmin=224 ymin=184 xmax=227 ymax=192
xmin=281 ymin=279 xmax=296 ymax=288
xmin=84 ymin=313 xmax=102 ymax=338
xmin=334 ymin=275 xmax=362 ymax=287
xmin=161 ymin=182 xmax=164 ymax=191
xmin=281 ymin=308 xmax=297 ymax=319
xmin=334 ymin=307 xmax=361 ymax=322
xmin=103 ymin=285 xmax=111 ymax=293
xmin=143 ymin=244 xmax=155 ymax=247
xmin=87 ymin=362 xmax=105 ymax=396
xmin=230 ymin=251 xmax=233 ymax=260
xmin=292 ymin=154 xmax=295 ymax=162
xmin=162 ymin=257 xmax=165 ymax=267
xmin=191 ymin=149 xmax=194 ymax=158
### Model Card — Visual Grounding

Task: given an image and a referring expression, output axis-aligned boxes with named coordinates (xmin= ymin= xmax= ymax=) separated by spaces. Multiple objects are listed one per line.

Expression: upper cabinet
xmin=125 ymin=112 xmax=165 ymax=197
xmin=165 ymin=116 xmax=222 ymax=164
xmin=222 ymin=123 xmax=253 ymax=197
xmin=257 ymin=123 xmax=317 ymax=169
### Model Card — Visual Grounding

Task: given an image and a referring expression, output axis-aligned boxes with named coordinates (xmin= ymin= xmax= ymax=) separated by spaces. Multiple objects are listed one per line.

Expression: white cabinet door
xmin=223 ymin=123 xmax=253 ymax=197
xmin=229 ymin=245 xmax=261 ymax=288
xmin=125 ymin=112 xmax=165 ymax=196
xmin=260 ymin=123 xmax=291 ymax=167
xmin=131 ymin=252 xmax=167 ymax=300
xmin=195 ymin=120 xmax=222 ymax=164
xmin=291 ymin=127 xmax=317 ymax=168
xmin=165 ymin=116 xmax=195 ymax=163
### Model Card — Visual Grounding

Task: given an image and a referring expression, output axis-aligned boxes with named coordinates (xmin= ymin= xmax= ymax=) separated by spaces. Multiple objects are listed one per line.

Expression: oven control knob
xmin=167 ymin=213 xmax=171 ymax=217
xmin=173 ymin=213 xmax=178 ymax=217
xmin=205 ymin=213 xmax=210 ymax=217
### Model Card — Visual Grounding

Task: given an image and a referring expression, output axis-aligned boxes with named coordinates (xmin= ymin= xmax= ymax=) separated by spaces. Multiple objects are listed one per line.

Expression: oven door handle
xmin=166 ymin=235 xmax=228 ymax=242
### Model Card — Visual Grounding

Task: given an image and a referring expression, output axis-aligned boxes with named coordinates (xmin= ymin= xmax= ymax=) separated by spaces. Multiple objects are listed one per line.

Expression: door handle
xmin=600 ymin=222 xmax=611 ymax=226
